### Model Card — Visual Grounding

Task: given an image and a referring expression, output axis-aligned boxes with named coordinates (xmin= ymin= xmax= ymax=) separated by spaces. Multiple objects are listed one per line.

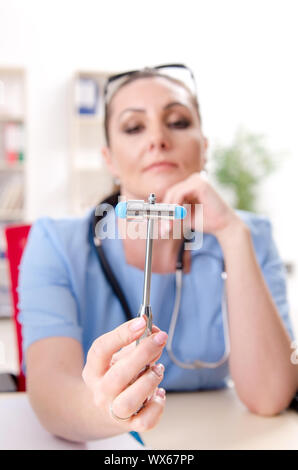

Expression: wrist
xmin=215 ymin=214 xmax=249 ymax=251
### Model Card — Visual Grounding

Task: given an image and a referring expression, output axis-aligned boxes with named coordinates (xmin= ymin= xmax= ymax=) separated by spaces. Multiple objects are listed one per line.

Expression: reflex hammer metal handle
xmin=136 ymin=208 xmax=154 ymax=344
xmin=115 ymin=192 xmax=187 ymax=344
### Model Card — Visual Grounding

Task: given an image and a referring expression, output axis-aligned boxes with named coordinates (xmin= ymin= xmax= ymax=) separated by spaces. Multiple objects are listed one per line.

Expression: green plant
xmin=212 ymin=127 xmax=278 ymax=212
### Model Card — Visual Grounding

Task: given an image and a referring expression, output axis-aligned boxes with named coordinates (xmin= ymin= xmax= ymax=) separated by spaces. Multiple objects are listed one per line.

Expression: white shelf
xmin=0 ymin=209 xmax=24 ymax=221
xmin=74 ymin=114 xmax=104 ymax=125
xmin=0 ymin=114 xmax=25 ymax=124
xmin=0 ymin=162 xmax=24 ymax=171
xmin=0 ymin=67 xmax=26 ymax=224
xmin=70 ymin=70 xmax=115 ymax=215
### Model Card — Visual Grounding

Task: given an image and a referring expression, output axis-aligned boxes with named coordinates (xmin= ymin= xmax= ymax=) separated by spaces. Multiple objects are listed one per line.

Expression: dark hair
xmin=103 ymin=70 xmax=202 ymax=147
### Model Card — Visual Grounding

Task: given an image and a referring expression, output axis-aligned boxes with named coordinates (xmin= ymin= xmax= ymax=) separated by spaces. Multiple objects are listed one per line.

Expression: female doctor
xmin=19 ymin=64 xmax=297 ymax=443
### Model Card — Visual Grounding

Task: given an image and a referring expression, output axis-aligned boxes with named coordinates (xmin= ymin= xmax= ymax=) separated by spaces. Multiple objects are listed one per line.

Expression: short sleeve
xmin=18 ymin=218 xmax=83 ymax=372
xmin=259 ymin=219 xmax=296 ymax=342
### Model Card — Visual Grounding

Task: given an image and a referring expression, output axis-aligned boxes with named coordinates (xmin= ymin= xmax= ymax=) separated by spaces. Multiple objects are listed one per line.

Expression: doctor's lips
xmin=142 ymin=161 xmax=178 ymax=172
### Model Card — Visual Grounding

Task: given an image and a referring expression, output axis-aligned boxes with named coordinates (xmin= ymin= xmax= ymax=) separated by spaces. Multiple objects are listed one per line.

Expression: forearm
xmin=26 ymin=338 xmax=125 ymax=443
xmin=28 ymin=369 xmax=124 ymax=443
xmin=216 ymin=218 xmax=298 ymax=415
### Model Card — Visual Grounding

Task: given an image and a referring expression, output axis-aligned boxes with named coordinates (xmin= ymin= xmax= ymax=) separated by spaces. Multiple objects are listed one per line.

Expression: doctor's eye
xmin=124 ymin=124 xmax=144 ymax=134
xmin=168 ymin=119 xmax=191 ymax=129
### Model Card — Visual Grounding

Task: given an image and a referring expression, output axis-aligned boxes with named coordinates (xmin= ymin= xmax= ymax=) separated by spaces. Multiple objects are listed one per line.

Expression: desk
xmin=142 ymin=386 xmax=298 ymax=450
xmin=0 ymin=387 xmax=297 ymax=450
xmin=0 ymin=393 xmax=144 ymax=450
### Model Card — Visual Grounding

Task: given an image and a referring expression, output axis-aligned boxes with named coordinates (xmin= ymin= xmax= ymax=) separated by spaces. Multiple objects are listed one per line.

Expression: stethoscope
xmin=91 ymin=192 xmax=230 ymax=370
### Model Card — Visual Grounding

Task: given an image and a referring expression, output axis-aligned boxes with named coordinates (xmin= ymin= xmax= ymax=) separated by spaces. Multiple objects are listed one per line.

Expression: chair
xmin=4 ymin=224 xmax=31 ymax=392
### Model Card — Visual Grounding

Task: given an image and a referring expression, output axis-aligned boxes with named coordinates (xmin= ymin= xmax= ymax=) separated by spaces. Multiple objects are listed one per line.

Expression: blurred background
xmin=0 ymin=0 xmax=297 ymax=374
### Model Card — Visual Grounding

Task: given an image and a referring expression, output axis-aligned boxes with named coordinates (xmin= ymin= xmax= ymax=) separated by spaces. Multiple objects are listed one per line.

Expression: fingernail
xmin=152 ymin=363 xmax=164 ymax=377
xmin=130 ymin=316 xmax=146 ymax=331
xmin=153 ymin=331 xmax=168 ymax=346
xmin=156 ymin=388 xmax=166 ymax=399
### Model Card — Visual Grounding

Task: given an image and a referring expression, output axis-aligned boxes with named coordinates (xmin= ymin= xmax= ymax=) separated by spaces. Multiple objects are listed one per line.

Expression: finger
xmin=171 ymin=186 xmax=198 ymax=206
xmin=162 ymin=183 xmax=180 ymax=204
xmin=170 ymin=187 xmax=201 ymax=237
xmin=111 ymin=363 xmax=164 ymax=419
xmin=102 ymin=331 xmax=168 ymax=398
xmin=110 ymin=342 xmax=136 ymax=365
xmin=129 ymin=388 xmax=166 ymax=432
xmin=160 ymin=218 xmax=172 ymax=239
xmin=110 ymin=325 xmax=161 ymax=364
xmin=160 ymin=188 xmax=174 ymax=238
xmin=161 ymin=187 xmax=191 ymax=238
xmin=85 ymin=317 xmax=147 ymax=380
xmin=111 ymin=342 xmax=162 ymax=366
xmin=163 ymin=175 xmax=200 ymax=205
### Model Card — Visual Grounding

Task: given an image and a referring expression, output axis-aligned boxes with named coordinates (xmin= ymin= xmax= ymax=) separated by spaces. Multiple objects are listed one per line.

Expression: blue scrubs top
xmin=18 ymin=208 xmax=295 ymax=391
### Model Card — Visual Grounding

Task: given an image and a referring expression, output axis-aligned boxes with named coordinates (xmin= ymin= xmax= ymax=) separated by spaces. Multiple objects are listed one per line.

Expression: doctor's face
xmin=102 ymin=76 xmax=207 ymax=201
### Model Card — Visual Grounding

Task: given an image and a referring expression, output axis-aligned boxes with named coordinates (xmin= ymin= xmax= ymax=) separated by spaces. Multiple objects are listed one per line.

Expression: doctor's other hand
xmin=161 ymin=171 xmax=242 ymax=238
xmin=82 ymin=316 xmax=167 ymax=433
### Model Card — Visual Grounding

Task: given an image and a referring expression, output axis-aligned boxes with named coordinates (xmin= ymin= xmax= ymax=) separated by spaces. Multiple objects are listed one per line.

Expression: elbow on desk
xmin=246 ymin=401 xmax=287 ymax=417
xmin=237 ymin=389 xmax=293 ymax=417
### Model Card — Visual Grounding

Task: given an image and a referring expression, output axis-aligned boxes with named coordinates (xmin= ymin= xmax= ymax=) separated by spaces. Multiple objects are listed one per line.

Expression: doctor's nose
xmin=147 ymin=126 xmax=171 ymax=152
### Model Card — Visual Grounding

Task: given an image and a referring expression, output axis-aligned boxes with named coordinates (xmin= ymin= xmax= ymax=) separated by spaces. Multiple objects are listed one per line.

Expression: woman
xmin=19 ymin=64 xmax=297 ymax=443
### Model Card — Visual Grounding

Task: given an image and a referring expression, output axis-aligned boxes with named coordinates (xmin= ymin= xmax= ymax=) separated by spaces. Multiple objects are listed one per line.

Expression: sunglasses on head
xmin=103 ymin=63 xmax=198 ymax=106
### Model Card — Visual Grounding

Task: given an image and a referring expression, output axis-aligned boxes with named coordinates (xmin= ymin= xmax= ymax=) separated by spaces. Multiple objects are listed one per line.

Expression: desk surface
xmin=0 ymin=392 xmax=143 ymax=450
xmin=1 ymin=387 xmax=298 ymax=450
xmin=142 ymin=386 xmax=298 ymax=450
